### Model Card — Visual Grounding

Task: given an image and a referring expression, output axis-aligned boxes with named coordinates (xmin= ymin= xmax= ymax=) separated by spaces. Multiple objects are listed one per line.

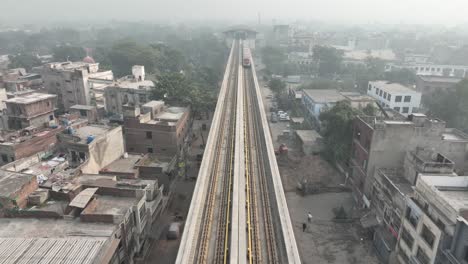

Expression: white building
xmin=367 ymin=81 xmax=421 ymax=116
xmin=397 ymin=175 xmax=468 ymax=264
xmin=301 ymin=89 xmax=345 ymax=118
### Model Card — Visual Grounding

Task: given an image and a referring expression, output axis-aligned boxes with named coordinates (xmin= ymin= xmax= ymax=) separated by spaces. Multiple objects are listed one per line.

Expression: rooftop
xmin=370 ymin=81 xmax=418 ymax=94
xmin=0 ymin=218 xmax=115 ymax=263
xmin=418 ymin=175 xmax=468 ymax=214
xmin=0 ymin=170 xmax=35 ymax=198
xmin=5 ymin=93 xmax=56 ymax=104
xmin=100 ymin=154 xmax=143 ymax=175
xmin=70 ymin=104 xmax=96 ymax=111
xmin=155 ymin=107 xmax=187 ymax=121
xmin=115 ymin=78 xmax=154 ymax=89
xmin=73 ymin=125 xmax=112 ymax=144
xmin=344 ymin=49 xmax=396 ymax=61
xmin=87 ymin=195 xmax=135 ymax=217
xmin=418 ymin=75 xmax=462 ymax=84
xmin=295 ymin=130 xmax=322 ymax=144
xmin=302 ymin=89 xmax=346 ymax=103
xmin=442 ymin=128 xmax=468 ymax=142
xmin=340 ymin=92 xmax=376 ymax=102
xmin=143 ymin=100 xmax=164 ymax=108
xmin=377 ymin=168 xmax=414 ymax=196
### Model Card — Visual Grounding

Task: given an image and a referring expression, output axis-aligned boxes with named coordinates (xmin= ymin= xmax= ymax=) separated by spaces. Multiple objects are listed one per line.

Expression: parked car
xmin=271 ymin=112 xmax=278 ymax=123
xmin=266 ymin=94 xmax=273 ymax=99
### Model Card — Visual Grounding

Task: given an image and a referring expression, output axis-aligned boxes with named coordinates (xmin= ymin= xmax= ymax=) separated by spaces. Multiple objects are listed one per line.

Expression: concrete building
xmin=367 ymin=81 xmax=421 ymax=116
xmin=350 ymin=114 xmax=468 ymax=208
xmin=415 ymin=75 xmax=462 ymax=98
xmin=340 ymin=92 xmax=377 ymax=110
xmin=0 ymin=126 xmax=63 ymax=165
xmin=444 ymin=217 xmax=468 ymax=264
xmin=223 ymin=26 xmax=257 ymax=49
xmin=385 ymin=63 xmax=468 ymax=78
xmin=368 ymin=149 xmax=456 ymax=263
xmin=57 ymin=125 xmax=125 ymax=174
xmin=295 ymin=130 xmax=323 ymax=155
xmin=69 ymin=104 xmax=100 ymax=123
xmin=273 ymin=25 xmax=291 ymax=46
xmin=301 ymin=89 xmax=345 ymax=118
xmin=123 ymin=101 xmax=190 ymax=156
xmin=104 ymin=66 xmax=154 ymax=116
xmin=0 ymin=171 xmax=164 ymax=264
xmin=397 ymin=175 xmax=468 ymax=264
xmin=4 ymin=93 xmax=57 ymax=130
xmin=39 ymin=60 xmax=113 ymax=111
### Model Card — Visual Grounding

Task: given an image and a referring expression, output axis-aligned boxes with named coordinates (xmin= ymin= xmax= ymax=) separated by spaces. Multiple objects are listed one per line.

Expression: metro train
xmin=242 ymin=45 xmax=251 ymax=68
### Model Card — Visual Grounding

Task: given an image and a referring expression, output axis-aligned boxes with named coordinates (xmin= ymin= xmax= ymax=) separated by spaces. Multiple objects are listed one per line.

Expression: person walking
xmin=302 ymin=223 xmax=307 ymax=232
xmin=307 ymin=212 xmax=313 ymax=223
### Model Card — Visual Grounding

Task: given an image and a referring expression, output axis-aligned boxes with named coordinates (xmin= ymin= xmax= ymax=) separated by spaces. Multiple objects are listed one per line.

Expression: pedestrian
xmin=307 ymin=212 xmax=312 ymax=223
xmin=302 ymin=223 xmax=307 ymax=232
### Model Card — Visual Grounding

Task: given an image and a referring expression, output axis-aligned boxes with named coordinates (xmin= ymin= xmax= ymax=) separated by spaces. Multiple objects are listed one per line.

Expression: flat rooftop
xmin=90 ymin=195 xmax=135 ymax=216
xmin=73 ymin=125 xmax=111 ymax=143
xmin=115 ymin=79 xmax=154 ymax=89
xmin=143 ymin=100 xmax=164 ymax=108
xmin=70 ymin=104 xmax=96 ymax=111
xmin=419 ymin=175 xmax=468 ymax=213
xmin=378 ymin=168 xmax=414 ymax=196
xmin=442 ymin=128 xmax=468 ymax=142
xmin=370 ymin=81 xmax=418 ymax=94
xmin=5 ymin=93 xmax=56 ymax=104
xmin=101 ymin=154 xmax=143 ymax=174
xmin=302 ymin=89 xmax=346 ymax=103
xmin=340 ymin=92 xmax=376 ymax=102
xmin=295 ymin=130 xmax=321 ymax=144
xmin=0 ymin=170 xmax=35 ymax=198
xmin=155 ymin=107 xmax=187 ymax=121
xmin=418 ymin=75 xmax=462 ymax=83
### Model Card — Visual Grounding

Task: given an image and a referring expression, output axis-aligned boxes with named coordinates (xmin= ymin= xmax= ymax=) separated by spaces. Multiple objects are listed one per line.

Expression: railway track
xmin=244 ymin=67 xmax=279 ymax=264
xmin=194 ymin=41 xmax=238 ymax=264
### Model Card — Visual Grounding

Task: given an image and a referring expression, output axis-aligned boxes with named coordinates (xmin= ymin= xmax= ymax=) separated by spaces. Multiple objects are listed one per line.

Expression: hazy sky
xmin=2 ymin=0 xmax=468 ymax=25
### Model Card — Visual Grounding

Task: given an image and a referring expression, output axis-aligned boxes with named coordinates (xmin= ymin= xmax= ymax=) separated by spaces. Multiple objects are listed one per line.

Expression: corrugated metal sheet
xmin=0 ymin=238 xmax=107 ymax=263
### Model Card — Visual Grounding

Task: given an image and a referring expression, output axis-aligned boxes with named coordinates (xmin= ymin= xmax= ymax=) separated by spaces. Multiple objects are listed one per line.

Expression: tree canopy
xmin=261 ymin=46 xmax=287 ymax=75
xmin=425 ymin=79 xmax=468 ymax=132
xmin=312 ymin=45 xmax=343 ymax=77
xmin=52 ymin=46 xmax=86 ymax=62
xmin=8 ymin=53 xmax=42 ymax=71
xmin=319 ymin=101 xmax=358 ymax=163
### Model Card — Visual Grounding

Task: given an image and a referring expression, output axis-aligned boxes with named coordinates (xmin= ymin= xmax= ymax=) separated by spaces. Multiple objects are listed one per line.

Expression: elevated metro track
xmin=176 ymin=40 xmax=301 ymax=264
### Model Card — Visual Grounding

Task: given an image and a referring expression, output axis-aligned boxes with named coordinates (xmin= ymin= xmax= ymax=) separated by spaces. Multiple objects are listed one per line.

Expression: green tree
xmin=362 ymin=104 xmax=377 ymax=116
xmin=319 ymin=101 xmax=358 ymax=163
xmin=52 ymin=45 xmax=86 ymax=61
xmin=261 ymin=46 xmax=287 ymax=75
xmin=8 ymin=53 xmax=42 ymax=71
xmin=268 ymin=79 xmax=286 ymax=95
xmin=107 ymin=41 xmax=158 ymax=77
xmin=312 ymin=46 xmax=343 ymax=77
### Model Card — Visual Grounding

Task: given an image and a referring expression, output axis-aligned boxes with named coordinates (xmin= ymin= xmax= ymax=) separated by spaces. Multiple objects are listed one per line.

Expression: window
xmin=147 ymin=147 xmax=154 ymax=153
xmin=10 ymin=157 xmax=14 ymax=162
xmin=146 ymin=131 xmax=152 ymax=139
xmin=405 ymin=206 xmax=420 ymax=228
xmin=387 ymin=94 xmax=391 ymax=101
xmin=376 ymin=88 xmax=380 ymax=95
xmin=379 ymin=90 xmax=383 ymax=97
xmin=395 ymin=96 xmax=402 ymax=102
xmin=49 ymin=115 xmax=54 ymax=121
xmin=79 ymin=110 xmax=87 ymax=117
xmin=1 ymin=154 xmax=7 ymax=162
xmin=383 ymin=92 xmax=387 ymax=98
xmin=400 ymin=227 xmax=414 ymax=248
xmin=65 ymin=80 xmax=71 ymax=83
xmin=416 ymin=247 xmax=430 ymax=264
xmin=421 ymin=225 xmax=435 ymax=248
xmin=402 ymin=107 xmax=409 ymax=114
xmin=46 ymin=101 xmax=50 ymax=107
xmin=368 ymin=84 xmax=372 ymax=91
xmin=404 ymin=96 xmax=411 ymax=102
xmin=394 ymin=107 xmax=401 ymax=112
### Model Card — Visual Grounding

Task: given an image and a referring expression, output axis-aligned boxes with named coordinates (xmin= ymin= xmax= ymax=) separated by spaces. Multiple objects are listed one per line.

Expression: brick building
xmin=123 ymin=101 xmax=190 ymax=156
xmin=0 ymin=126 xmax=63 ymax=165
xmin=350 ymin=114 xmax=468 ymax=207
xmin=4 ymin=93 xmax=57 ymax=130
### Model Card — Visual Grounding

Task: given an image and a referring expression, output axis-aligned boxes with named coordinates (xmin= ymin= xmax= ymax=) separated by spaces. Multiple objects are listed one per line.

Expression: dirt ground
xmin=258 ymin=80 xmax=380 ymax=264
